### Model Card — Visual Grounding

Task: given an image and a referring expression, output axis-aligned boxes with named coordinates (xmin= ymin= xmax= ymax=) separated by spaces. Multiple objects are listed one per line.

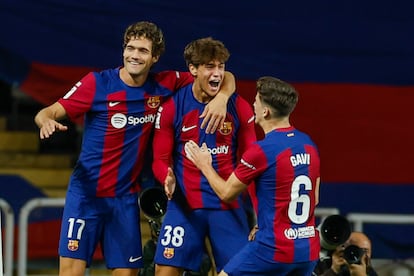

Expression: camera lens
xmin=343 ymin=245 xmax=364 ymax=264
xmin=319 ymin=215 xmax=351 ymax=250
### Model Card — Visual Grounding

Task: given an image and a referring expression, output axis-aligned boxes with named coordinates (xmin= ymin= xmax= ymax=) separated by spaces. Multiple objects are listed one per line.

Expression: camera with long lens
xmin=138 ymin=186 xmax=168 ymax=237
xmin=319 ymin=214 xmax=352 ymax=250
xmin=343 ymin=244 xmax=366 ymax=265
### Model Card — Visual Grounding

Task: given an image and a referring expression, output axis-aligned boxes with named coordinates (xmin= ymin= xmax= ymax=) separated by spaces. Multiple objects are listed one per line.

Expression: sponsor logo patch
xmin=284 ymin=226 xmax=316 ymax=240
xmin=110 ymin=113 xmax=156 ymax=129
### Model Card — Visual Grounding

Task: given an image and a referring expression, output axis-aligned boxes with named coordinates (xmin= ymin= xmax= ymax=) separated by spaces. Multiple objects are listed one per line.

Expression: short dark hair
xmin=256 ymin=76 xmax=298 ymax=117
xmin=123 ymin=21 xmax=165 ymax=58
xmin=183 ymin=37 xmax=230 ymax=67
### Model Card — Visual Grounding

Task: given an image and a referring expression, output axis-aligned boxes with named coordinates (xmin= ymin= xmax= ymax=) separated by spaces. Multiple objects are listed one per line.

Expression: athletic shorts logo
xmin=163 ymin=247 xmax=175 ymax=259
xmin=109 ymin=101 xmax=121 ymax=107
xmin=182 ymin=125 xmax=197 ymax=132
xmin=129 ymin=256 xmax=142 ymax=262
xmin=67 ymin=240 xmax=79 ymax=251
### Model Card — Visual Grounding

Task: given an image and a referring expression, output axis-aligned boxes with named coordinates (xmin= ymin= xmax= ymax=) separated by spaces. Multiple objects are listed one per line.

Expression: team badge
xmin=147 ymin=96 xmax=161 ymax=109
xmin=219 ymin=122 xmax=232 ymax=135
xmin=68 ymin=240 xmax=79 ymax=251
xmin=163 ymin=247 xmax=175 ymax=259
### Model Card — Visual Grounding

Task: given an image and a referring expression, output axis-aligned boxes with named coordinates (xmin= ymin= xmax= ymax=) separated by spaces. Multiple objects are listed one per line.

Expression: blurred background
xmin=0 ymin=0 xmax=413 ymax=275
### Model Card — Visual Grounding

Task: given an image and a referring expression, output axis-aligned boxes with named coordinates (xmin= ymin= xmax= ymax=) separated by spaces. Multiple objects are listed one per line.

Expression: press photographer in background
xmin=315 ymin=231 xmax=378 ymax=276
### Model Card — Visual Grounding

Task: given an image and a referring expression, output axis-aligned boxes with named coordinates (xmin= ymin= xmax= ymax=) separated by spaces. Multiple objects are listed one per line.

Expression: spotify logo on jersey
xmin=111 ymin=113 xmax=127 ymax=129
xmin=111 ymin=113 xmax=156 ymax=129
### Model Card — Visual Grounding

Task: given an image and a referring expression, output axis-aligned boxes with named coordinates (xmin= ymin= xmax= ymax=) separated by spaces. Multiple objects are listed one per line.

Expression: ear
xmin=152 ymin=55 xmax=160 ymax=63
xmin=189 ymin=64 xmax=197 ymax=77
xmin=263 ymin=107 xmax=271 ymax=118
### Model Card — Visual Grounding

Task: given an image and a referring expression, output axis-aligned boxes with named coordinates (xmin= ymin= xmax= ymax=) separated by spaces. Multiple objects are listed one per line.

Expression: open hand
xmin=39 ymin=119 xmax=68 ymax=139
xmin=164 ymin=167 xmax=176 ymax=200
xmin=184 ymin=140 xmax=212 ymax=170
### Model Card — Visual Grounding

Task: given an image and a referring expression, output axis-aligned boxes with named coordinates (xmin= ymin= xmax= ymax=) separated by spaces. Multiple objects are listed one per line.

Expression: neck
xmin=261 ymin=118 xmax=291 ymax=134
xmin=192 ymin=84 xmax=213 ymax=103
xmin=120 ymin=67 xmax=148 ymax=87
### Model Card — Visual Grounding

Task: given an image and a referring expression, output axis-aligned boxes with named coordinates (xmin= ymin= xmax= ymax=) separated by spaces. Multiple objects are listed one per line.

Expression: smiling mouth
xmin=129 ymin=61 xmax=143 ymax=65
xmin=209 ymin=80 xmax=220 ymax=88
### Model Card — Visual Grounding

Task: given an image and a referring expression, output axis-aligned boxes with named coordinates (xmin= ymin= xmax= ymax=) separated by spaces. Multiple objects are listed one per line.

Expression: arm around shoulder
xmin=199 ymin=71 xmax=236 ymax=133
xmin=220 ymin=71 xmax=236 ymax=98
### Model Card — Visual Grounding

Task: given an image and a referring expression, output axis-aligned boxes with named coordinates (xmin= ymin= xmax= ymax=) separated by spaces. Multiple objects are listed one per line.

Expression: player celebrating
xmin=152 ymin=37 xmax=257 ymax=275
xmin=185 ymin=76 xmax=321 ymax=275
xmin=34 ymin=22 xmax=234 ymax=276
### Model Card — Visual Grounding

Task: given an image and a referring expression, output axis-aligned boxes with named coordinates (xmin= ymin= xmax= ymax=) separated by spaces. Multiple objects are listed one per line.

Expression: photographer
xmin=315 ymin=232 xmax=378 ymax=276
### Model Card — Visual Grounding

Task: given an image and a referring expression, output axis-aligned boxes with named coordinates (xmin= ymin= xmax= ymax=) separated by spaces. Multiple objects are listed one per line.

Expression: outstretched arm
xmin=184 ymin=140 xmax=246 ymax=202
xmin=200 ymin=71 xmax=236 ymax=134
xmin=34 ymin=102 xmax=68 ymax=139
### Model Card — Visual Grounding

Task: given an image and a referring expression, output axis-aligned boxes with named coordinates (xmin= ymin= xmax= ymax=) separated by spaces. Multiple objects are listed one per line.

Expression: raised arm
xmin=34 ymin=102 xmax=68 ymax=139
xmin=200 ymin=71 xmax=236 ymax=133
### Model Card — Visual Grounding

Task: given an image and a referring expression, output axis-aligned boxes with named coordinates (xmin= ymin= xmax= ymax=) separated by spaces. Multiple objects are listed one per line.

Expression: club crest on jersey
xmin=163 ymin=247 xmax=175 ymax=259
xmin=147 ymin=96 xmax=161 ymax=109
xmin=68 ymin=240 xmax=79 ymax=251
xmin=219 ymin=122 xmax=232 ymax=135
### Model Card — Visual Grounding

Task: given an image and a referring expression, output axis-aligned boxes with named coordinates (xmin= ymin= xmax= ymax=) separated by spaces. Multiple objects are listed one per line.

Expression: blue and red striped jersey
xmin=152 ymin=84 xmax=256 ymax=210
xmin=234 ymin=127 xmax=320 ymax=263
xmin=58 ymin=68 xmax=192 ymax=197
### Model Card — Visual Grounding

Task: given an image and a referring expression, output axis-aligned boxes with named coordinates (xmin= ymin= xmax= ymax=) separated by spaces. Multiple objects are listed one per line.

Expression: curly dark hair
xmin=123 ymin=21 xmax=165 ymax=58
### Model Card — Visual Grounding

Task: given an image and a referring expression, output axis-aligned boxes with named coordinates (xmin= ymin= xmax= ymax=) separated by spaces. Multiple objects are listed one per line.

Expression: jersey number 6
xmin=288 ymin=175 xmax=312 ymax=224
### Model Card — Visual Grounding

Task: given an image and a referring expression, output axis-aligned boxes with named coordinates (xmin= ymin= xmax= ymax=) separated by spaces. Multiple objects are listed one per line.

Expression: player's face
xmin=191 ymin=60 xmax=225 ymax=102
xmin=123 ymin=37 xmax=159 ymax=78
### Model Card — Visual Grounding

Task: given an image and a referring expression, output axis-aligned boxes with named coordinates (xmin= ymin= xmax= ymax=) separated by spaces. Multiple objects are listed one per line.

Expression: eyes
xmin=125 ymin=45 xmax=151 ymax=55
xmin=204 ymin=63 xmax=225 ymax=70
